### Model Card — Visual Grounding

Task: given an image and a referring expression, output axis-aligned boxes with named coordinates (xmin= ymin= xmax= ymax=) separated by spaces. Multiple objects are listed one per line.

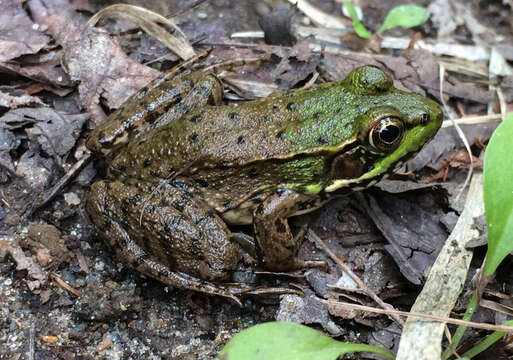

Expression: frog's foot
xmin=253 ymin=189 xmax=327 ymax=272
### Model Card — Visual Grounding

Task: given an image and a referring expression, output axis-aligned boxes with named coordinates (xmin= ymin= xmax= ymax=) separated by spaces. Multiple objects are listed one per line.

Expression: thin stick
xmin=25 ymin=152 xmax=91 ymax=217
xmin=439 ymin=63 xmax=473 ymax=202
xmin=319 ymin=299 xmax=513 ymax=333
xmin=441 ymin=113 xmax=503 ymax=128
xmin=308 ymin=229 xmax=404 ymax=326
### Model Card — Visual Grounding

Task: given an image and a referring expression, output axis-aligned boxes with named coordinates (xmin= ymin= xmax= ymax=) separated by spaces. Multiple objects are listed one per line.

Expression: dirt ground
xmin=0 ymin=0 xmax=512 ymax=359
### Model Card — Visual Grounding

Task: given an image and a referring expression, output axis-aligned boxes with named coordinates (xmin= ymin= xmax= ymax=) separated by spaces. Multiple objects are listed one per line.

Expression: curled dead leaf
xmin=88 ymin=4 xmax=194 ymax=60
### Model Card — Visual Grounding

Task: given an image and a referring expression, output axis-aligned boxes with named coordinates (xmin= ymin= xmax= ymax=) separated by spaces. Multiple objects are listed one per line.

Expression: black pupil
xmin=380 ymin=122 xmax=400 ymax=144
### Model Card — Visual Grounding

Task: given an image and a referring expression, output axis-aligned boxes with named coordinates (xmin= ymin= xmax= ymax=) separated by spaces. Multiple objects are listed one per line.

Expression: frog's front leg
xmin=253 ymin=189 xmax=326 ymax=272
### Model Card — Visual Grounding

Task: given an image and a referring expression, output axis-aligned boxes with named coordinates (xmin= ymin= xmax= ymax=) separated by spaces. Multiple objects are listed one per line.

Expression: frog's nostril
xmin=419 ymin=113 xmax=430 ymax=125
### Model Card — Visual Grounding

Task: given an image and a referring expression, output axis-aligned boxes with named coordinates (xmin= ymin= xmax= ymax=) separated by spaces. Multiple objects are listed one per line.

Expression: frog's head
xmin=324 ymin=66 xmax=443 ymax=192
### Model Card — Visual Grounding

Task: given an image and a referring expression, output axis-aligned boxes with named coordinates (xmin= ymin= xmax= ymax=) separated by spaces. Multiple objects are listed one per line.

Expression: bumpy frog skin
xmin=86 ymin=65 xmax=443 ymax=303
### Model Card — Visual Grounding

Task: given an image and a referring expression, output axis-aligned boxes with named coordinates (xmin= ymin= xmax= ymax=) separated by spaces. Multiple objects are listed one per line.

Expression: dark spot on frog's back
xmin=188 ymin=133 xmax=199 ymax=143
xmin=190 ymin=115 xmax=202 ymax=123
xmin=143 ymin=156 xmax=152 ymax=167
xmin=274 ymin=218 xmax=287 ymax=233
xmin=248 ymin=168 xmax=258 ymax=177
xmin=276 ymin=131 xmax=286 ymax=140
xmin=317 ymin=135 xmax=329 ymax=145
xmin=196 ymin=179 xmax=209 ymax=188
xmin=287 ymin=103 xmax=297 ymax=111
xmin=229 ymin=112 xmax=241 ymax=121
xmin=144 ymin=110 xmax=161 ymax=124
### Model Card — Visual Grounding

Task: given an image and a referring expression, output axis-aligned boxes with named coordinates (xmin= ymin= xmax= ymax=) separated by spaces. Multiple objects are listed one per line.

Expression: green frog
xmin=86 ymin=65 xmax=442 ymax=304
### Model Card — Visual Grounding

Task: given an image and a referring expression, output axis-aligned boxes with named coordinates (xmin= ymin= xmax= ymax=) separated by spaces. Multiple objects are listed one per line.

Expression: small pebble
xmin=41 ymin=335 xmax=59 ymax=344
xmin=94 ymin=261 xmax=105 ymax=271
xmin=96 ymin=336 xmax=112 ymax=352
xmin=64 ymin=192 xmax=81 ymax=206
xmin=196 ymin=10 xmax=207 ymax=19
xmin=36 ymin=249 xmax=51 ymax=267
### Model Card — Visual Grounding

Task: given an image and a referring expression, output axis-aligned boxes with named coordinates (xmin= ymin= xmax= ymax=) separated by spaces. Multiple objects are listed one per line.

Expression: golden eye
xmin=368 ymin=117 xmax=404 ymax=152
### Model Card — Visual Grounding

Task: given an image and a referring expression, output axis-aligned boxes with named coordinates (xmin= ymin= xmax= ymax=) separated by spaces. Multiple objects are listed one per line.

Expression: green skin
xmin=86 ymin=66 xmax=443 ymax=303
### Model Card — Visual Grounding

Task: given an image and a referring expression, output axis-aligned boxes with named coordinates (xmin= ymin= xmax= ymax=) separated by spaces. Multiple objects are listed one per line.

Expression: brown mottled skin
xmin=86 ymin=65 xmax=443 ymax=303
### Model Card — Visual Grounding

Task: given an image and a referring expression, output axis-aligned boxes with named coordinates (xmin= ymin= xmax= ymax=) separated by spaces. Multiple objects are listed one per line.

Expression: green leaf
xmin=218 ymin=321 xmax=394 ymax=360
xmin=483 ymin=113 xmax=513 ymax=275
xmin=343 ymin=0 xmax=371 ymax=39
xmin=460 ymin=320 xmax=513 ymax=359
xmin=377 ymin=5 xmax=430 ymax=34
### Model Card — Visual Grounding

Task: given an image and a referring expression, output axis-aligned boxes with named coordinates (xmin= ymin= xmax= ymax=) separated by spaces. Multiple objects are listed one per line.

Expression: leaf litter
xmin=0 ymin=0 xmax=511 ymax=358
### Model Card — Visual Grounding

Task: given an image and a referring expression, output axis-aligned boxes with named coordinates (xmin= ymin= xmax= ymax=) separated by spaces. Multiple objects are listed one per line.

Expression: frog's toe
xmin=159 ymin=270 xmax=244 ymax=307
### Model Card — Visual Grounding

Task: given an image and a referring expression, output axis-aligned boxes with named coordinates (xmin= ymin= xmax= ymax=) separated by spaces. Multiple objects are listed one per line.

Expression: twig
xmin=441 ymin=113 xmax=503 ymax=128
xmin=27 ymin=318 xmax=35 ymax=360
xmin=50 ymin=273 xmax=82 ymax=297
xmin=25 ymin=152 xmax=91 ymax=217
xmin=439 ymin=63 xmax=473 ymax=202
xmin=308 ymin=229 xmax=404 ymax=326
xmin=319 ymin=299 xmax=513 ymax=333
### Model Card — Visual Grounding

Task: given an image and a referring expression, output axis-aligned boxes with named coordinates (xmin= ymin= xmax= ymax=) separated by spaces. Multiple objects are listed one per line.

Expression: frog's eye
xmin=368 ymin=117 xmax=404 ymax=152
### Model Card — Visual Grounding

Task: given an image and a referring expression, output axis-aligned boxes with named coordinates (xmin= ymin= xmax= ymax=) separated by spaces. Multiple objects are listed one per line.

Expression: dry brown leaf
xmin=0 ymin=88 xmax=44 ymax=108
xmin=7 ymin=245 xmax=47 ymax=289
xmin=88 ymin=4 xmax=195 ymax=60
xmin=0 ymin=0 xmax=50 ymax=62
xmin=27 ymin=0 xmax=159 ymax=123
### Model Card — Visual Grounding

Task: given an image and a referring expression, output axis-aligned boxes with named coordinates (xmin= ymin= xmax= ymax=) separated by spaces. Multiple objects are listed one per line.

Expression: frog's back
xmin=109 ymin=82 xmax=348 ymax=181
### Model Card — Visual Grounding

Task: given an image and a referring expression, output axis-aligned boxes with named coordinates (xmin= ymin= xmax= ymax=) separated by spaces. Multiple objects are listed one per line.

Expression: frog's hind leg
xmin=86 ymin=180 xmax=243 ymax=305
xmin=108 ymin=220 xmax=243 ymax=306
